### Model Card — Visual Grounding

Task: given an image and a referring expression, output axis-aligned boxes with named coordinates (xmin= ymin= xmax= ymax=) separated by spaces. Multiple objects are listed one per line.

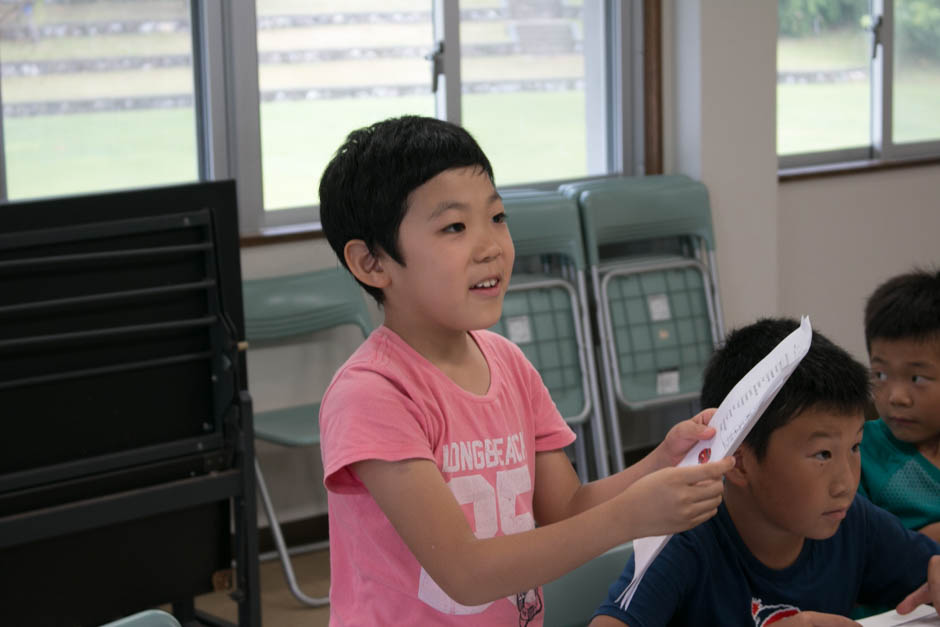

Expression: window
xmin=0 ymin=0 xmax=199 ymax=201
xmin=249 ymin=1 xmax=635 ymax=231
xmin=777 ymin=0 xmax=940 ymax=169
xmin=0 ymin=0 xmax=643 ymax=235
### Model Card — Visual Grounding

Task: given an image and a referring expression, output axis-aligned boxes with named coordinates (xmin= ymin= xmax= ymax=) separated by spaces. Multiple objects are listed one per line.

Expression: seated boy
xmin=591 ymin=318 xmax=940 ymax=627
xmin=860 ymin=269 xmax=940 ymax=543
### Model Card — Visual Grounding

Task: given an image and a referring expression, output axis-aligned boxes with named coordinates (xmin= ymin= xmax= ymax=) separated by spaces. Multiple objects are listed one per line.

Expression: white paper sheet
xmin=858 ymin=605 xmax=940 ymax=626
xmin=617 ymin=316 xmax=814 ymax=611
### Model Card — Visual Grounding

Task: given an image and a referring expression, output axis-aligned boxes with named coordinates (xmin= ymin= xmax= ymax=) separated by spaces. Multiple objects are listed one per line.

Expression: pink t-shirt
xmin=320 ymin=326 xmax=576 ymax=626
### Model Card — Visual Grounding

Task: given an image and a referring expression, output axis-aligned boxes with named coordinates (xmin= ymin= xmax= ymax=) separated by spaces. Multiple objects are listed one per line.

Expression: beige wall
xmin=778 ymin=166 xmax=940 ymax=361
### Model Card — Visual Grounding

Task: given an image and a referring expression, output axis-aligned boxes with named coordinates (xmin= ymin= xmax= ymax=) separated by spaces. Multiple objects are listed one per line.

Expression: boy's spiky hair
xmin=864 ymin=268 xmax=940 ymax=350
xmin=701 ymin=318 xmax=870 ymax=461
xmin=318 ymin=115 xmax=494 ymax=303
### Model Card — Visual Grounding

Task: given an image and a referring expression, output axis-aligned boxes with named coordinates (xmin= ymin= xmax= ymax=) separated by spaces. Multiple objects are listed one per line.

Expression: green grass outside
xmin=258 ymin=91 xmax=586 ymax=209
xmin=777 ymin=70 xmax=940 ymax=154
xmin=3 ymin=107 xmax=197 ymax=200
xmin=4 ymin=90 xmax=586 ymax=208
xmin=778 ymin=30 xmax=870 ymax=72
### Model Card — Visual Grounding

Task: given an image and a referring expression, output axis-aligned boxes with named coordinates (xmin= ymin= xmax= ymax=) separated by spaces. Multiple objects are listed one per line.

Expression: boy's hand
xmin=774 ymin=612 xmax=860 ymax=626
xmin=619 ymin=457 xmax=733 ymax=538
xmin=654 ymin=408 xmax=718 ymax=468
xmin=896 ymin=554 xmax=940 ymax=616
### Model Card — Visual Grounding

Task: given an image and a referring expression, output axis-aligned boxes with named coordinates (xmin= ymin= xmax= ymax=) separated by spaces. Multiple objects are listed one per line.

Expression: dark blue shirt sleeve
xmin=857 ymin=495 xmax=940 ymax=606
xmin=593 ymin=536 xmax=698 ymax=627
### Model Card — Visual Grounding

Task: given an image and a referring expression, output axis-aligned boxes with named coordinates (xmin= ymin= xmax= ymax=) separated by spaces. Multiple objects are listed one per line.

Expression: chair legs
xmin=253 ymin=458 xmax=329 ymax=607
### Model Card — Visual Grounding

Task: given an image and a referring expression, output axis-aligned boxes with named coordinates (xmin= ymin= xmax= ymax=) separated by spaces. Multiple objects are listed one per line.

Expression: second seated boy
xmin=859 ymin=269 xmax=940 ymax=544
xmin=591 ymin=317 xmax=940 ymax=627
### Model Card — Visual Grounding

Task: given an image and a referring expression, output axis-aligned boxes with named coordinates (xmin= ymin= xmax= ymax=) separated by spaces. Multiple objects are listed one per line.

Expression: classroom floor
xmin=193 ymin=548 xmax=331 ymax=627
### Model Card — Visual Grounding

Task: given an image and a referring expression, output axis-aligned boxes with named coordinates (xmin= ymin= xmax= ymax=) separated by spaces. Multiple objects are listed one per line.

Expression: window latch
xmin=425 ymin=41 xmax=445 ymax=93
xmin=868 ymin=14 xmax=883 ymax=60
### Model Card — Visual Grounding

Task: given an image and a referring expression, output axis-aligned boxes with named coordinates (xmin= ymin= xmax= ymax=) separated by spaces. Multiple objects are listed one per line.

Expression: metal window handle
xmin=869 ymin=14 xmax=883 ymax=60
xmin=425 ymin=41 xmax=444 ymax=93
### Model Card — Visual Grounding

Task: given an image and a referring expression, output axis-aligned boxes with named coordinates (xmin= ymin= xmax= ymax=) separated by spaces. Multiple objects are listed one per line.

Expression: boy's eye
xmin=812 ymin=450 xmax=832 ymax=461
xmin=912 ymin=374 xmax=930 ymax=384
xmin=443 ymin=222 xmax=465 ymax=233
xmin=871 ymin=370 xmax=887 ymax=382
xmin=492 ymin=212 xmax=507 ymax=224
xmin=851 ymin=442 xmax=861 ymax=453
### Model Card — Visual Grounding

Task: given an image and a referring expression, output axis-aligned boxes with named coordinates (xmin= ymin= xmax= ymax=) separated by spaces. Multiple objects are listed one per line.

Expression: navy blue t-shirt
xmin=594 ymin=495 xmax=940 ymax=627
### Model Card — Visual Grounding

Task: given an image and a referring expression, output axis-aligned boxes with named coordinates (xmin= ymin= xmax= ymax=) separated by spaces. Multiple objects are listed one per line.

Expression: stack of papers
xmin=858 ymin=605 xmax=939 ymax=626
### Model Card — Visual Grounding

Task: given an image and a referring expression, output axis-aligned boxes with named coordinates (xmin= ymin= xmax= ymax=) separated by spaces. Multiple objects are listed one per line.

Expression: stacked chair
xmin=543 ymin=542 xmax=634 ymax=627
xmin=242 ymin=266 xmax=374 ymax=607
xmin=491 ymin=189 xmax=610 ymax=481
xmin=560 ymin=175 xmax=724 ymax=472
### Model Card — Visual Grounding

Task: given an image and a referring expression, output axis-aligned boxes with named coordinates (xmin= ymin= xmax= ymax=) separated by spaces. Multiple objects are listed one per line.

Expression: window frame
xmin=778 ymin=0 xmax=940 ymax=173
xmin=221 ymin=0 xmax=647 ymax=236
xmin=0 ymin=1 xmax=653 ymax=237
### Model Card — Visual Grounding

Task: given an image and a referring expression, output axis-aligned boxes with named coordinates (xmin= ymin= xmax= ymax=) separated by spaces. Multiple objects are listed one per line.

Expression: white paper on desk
xmin=617 ymin=316 xmax=814 ymax=611
xmin=857 ymin=605 xmax=940 ymax=626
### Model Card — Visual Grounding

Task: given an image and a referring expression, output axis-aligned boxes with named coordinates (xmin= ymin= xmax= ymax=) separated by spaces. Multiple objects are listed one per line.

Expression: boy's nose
xmin=474 ymin=236 xmax=502 ymax=263
xmin=887 ymin=382 xmax=913 ymax=407
xmin=830 ymin=457 xmax=857 ymax=498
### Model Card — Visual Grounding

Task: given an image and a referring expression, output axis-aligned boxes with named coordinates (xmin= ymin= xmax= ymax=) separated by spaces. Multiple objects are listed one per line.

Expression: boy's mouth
xmin=471 ymin=277 xmax=500 ymax=290
xmin=823 ymin=508 xmax=848 ymax=521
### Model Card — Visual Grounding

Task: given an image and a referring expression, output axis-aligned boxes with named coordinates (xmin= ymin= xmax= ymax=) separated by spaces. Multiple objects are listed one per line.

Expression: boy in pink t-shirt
xmin=317 ymin=115 xmax=734 ymax=626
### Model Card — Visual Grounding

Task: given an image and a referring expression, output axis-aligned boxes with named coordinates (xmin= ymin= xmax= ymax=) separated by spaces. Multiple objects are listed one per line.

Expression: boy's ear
xmin=344 ymin=239 xmax=390 ymax=291
xmin=724 ymin=449 xmax=751 ymax=488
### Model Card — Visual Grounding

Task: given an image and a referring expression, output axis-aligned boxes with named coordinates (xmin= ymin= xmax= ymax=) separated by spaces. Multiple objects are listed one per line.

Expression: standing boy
xmin=316 ymin=115 xmax=734 ymax=625
xmin=860 ymin=269 xmax=940 ymax=543
xmin=591 ymin=318 xmax=940 ymax=627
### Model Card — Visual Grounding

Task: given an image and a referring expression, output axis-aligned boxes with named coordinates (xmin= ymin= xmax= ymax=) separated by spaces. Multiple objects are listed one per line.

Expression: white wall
xmin=671 ymin=0 xmax=780 ymax=329
xmin=778 ymin=166 xmax=940 ymax=361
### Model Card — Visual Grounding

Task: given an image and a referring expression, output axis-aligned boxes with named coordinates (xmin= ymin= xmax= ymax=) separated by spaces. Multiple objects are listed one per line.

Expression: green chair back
xmin=502 ymin=190 xmax=587 ymax=271
xmin=543 ymin=542 xmax=633 ymax=627
xmin=242 ymin=266 xmax=373 ymax=342
xmin=561 ymin=175 xmax=714 ymax=267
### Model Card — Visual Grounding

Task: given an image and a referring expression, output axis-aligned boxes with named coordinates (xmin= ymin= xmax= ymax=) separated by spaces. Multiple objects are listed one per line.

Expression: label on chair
xmin=647 ymin=293 xmax=671 ymax=321
xmin=506 ymin=315 xmax=533 ymax=344
xmin=656 ymin=369 xmax=680 ymax=395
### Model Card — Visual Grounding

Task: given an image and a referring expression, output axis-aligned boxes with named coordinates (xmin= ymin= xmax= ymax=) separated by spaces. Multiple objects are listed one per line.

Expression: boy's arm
xmin=353 ymin=454 xmax=729 ymax=606
xmin=896 ymin=554 xmax=940 ymax=616
xmin=589 ymin=617 xmax=629 ymax=626
xmin=534 ymin=409 xmax=719 ymax=524
xmin=918 ymin=521 xmax=940 ymax=544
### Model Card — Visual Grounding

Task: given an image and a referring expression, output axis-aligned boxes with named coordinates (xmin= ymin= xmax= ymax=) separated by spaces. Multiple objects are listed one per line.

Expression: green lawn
xmin=778 ymin=31 xmax=940 ymax=154
xmin=4 ymin=90 xmax=587 ymax=208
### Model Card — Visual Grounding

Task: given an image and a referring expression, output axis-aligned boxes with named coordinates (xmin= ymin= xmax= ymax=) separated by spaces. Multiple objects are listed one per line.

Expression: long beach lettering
xmin=417 ymin=466 xmax=534 ymax=614
xmin=441 ymin=432 xmax=526 ymax=473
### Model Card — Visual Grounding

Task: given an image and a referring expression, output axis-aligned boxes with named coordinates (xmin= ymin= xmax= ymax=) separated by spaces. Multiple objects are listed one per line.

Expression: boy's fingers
xmin=895 ymin=582 xmax=928 ymax=615
xmin=673 ymin=418 xmax=716 ymax=441
xmin=691 ymin=407 xmax=717 ymax=426
xmin=682 ymin=456 xmax=735 ymax=481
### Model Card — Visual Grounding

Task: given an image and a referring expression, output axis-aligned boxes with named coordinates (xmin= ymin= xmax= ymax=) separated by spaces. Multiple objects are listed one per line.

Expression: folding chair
xmin=242 ymin=266 xmax=373 ymax=607
xmin=561 ymin=175 xmax=724 ymax=473
xmin=543 ymin=542 xmax=634 ymax=627
xmin=490 ymin=189 xmax=610 ymax=481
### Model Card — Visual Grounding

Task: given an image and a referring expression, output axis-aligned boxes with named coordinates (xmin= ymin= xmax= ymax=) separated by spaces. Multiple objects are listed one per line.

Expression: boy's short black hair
xmin=318 ymin=115 xmax=494 ymax=303
xmin=864 ymin=268 xmax=940 ymax=350
xmin=701 ymin=318 xmax=870 ymax=461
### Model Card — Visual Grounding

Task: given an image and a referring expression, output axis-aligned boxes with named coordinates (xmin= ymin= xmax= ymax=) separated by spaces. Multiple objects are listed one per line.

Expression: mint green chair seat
xmin=543 ymin=542 xmax=633 ymax=627
xmin=99 ymin=610 xmax=181 ymax=627
xmin=490 ymin=189 xmax=610 ymax=480
xmin=242 ymin=266 xmax=373 ymax=607
xmin=560 ymin=175 xmax=724 ymax=472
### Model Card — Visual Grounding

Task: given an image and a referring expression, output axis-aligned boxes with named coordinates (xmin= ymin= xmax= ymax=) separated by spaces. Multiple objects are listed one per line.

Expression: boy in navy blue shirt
xmin=591 ymin=318 xmax=940 ymax=627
